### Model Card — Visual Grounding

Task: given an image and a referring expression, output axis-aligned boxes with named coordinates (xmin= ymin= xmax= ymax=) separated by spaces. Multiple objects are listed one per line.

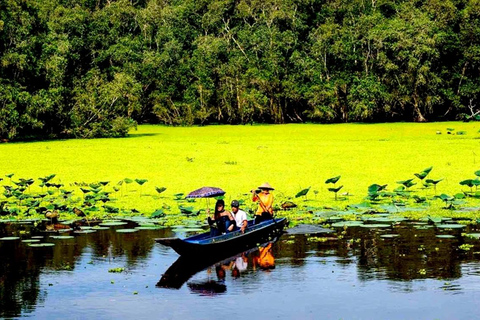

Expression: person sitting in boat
xmin=231 ymin=200 xmax=248 ymax=233
xmin=207 ymin=199 xmax=236 ymax=236
xmin=251 ymin=182 xmax=274 ymax=224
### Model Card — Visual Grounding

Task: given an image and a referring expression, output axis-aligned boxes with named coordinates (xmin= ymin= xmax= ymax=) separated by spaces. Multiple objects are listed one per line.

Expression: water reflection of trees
xmin=275 ymin=223 xmax=475 ymax=282
xmin=0 ymin=222 xmax=172 ymax=318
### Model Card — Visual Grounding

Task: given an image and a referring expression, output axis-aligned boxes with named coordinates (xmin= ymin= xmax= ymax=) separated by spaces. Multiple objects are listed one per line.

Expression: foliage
xmin=1 ymin=0 xmax=480 ymax=140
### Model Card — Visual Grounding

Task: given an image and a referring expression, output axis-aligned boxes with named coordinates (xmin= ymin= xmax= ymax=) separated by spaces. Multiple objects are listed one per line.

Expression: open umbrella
xmin=186 ymin=187 xmax=225 ymax=199
xmin=186 ymin=187 xmax=226 ymax=216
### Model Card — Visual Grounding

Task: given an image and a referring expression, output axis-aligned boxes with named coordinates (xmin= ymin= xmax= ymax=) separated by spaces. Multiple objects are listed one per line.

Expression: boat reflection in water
xmin=157 ymin=240 xmax=277 ymax=293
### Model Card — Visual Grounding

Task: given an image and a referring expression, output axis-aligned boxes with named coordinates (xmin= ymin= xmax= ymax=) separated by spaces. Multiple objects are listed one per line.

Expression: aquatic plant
xmin=295 ymin=187 xmax=310 ymax=200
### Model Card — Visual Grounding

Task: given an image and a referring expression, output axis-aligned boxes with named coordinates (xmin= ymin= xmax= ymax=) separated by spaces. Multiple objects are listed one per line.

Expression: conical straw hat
xmin=258 ymin=182 xmax=274 ymax=190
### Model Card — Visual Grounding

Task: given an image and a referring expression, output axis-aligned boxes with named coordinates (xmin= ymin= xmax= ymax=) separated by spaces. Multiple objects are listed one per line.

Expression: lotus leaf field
xmin=0 ymin=122 xmax=480 ymax=229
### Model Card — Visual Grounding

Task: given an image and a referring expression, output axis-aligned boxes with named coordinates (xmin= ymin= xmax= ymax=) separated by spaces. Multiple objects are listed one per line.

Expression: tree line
xmin=1 ymin=0 xmax=479 ymax=140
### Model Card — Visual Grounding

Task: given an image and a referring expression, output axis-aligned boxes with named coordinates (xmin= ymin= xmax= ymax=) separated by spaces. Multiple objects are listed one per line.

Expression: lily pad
xmin=380 ymin=234 xmax=399 ymax=238
xmin=28 ymin=243 xmax=55 ymax=247
xmin=31 ymin=236 xmax=44 ymax=239
xmin=92 ymin=226 xmax=110 ymax=230
xmin=465 ymin=233 xmax=480 ymax=239
xmin=74 ymin=230 xmax=97 ymax=234
xmin=22 ymin=239 xmax=41 ymax=243
xmin=0 ymin=236 xmax=20 ymax=241
xmin=436 ymin=235 xmax=456 ymax=239
xmin=414 ymin=225 xmax=434 ymax=230
xmin=331 ymin=221 xmax=364 ymax=228
xmin=360 ymin=224 xmax=391 ymax=228
xmin=116 ymin=229 xmax=139 ymax=233
xmin=51 ymin=235 xmax=75 ymax=240
xmin=173 ymin=227 xmax=205 ymax=233
xmin=135 ymin=226 xmax=164 ymax=230
xmin=436 ymin=224 xmax=466 ymax=229
xmin=99 ymin=222 xmax=128 ymax=227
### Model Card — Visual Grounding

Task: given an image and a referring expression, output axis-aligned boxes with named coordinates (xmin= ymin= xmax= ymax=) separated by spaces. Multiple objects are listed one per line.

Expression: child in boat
xmin=207 ymin=199 xmax=236 ymax=236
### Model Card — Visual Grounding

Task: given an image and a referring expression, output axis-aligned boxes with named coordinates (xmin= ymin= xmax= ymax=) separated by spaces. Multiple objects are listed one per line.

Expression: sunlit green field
xmin=1 ymin=122 xmax=480 ymax=221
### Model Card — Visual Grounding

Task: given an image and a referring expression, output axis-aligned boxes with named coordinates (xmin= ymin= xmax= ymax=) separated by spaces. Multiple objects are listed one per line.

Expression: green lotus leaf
xmin=74 ymin=230 xmax=97 ymax=234
xmin=368 ymin=184 xmax=387 ymax=193
xmin=331 ymin=221 xmax=364 ymax=227
xmin=22 ymin=239 xmax=41 ymax=243
xmin=28 ymin=243 xmax=55 ymax=247
xmin=436 ymin=224 xmax=465 ymax=229
xmin=436 ymin=235 xmax=456 ymax=239
xmin=466 ymin=233 xmax=480 ymax=239
xmin=325 ymin=176 xmax=341 ymax=184
xmin=328 ymin=186 xmax=343 ymax=193
xmin=0 ymin=236 xmax=20 ymax=240
xmin=151 ymin=209 xmax=165 ymax=218
xmin=460 ymin=179 xmax=475 ymax=188
xmin=99 ymin=222 xmax=128 ymax=226
xmin=155 ymin=187 xmax=167 ymax=194
xmin=425 ymin=178 xmax=443 ymax=185
xmin=116 ymin=229 xmax=139 ymax=233
xmin=51 ymin=236 xmax=74 ymax=240
xmin=360 ymin=224 xmax=391 ymax=228
xmin=295 ymin=187 xmax=310 ymax=198
xmin=135 ymin=179 xmax=148 ymax=185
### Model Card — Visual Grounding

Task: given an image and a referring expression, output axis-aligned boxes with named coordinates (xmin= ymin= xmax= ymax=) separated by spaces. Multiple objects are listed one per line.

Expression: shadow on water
xmin=2 ymin=220 xmax=480 ymax=317
xmin=157 ymin=240 xmax=277 ymax=290
xmin=0 ymin=220 xmax=173 ymax=319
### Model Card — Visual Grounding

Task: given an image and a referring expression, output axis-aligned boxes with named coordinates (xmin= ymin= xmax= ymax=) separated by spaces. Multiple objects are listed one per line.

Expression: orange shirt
xmin=253 ymin=192 xmax=274 ymax=216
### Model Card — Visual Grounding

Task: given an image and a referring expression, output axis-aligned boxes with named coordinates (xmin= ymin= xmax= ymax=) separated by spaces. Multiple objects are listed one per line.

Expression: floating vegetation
xmin=116 ymin=229 xmax=138 ymax=233
xmin=22 ymin=239 xmax=41 ymax=243
xmin=465 ymin=233 xmax=480 ymax=239
xmin=436 ymin=224 xmax=466 ymax=229
xmin=331 ymin=221 xmax=364 ymax=228
xmin=92 ymin=226 xmax=110 ymax=230
xmin=360 ymin=224 xmax=391 ymax=228
xmin=0 ymin=236 xmax=20 ymax=240
xmin=108 ymin=267 xmax=125 ymax=273
xmin=28 ymin=243 xmax=55 ymax=247
xmin=380 ymin=234 xmax=399 ymax=238
xmin=135 ymin=226 xmax=164 ymax=230
xmin=459 ymin=244 xmax=474 ymax=251
xmin=51 ymin=236 xmax=75 ymax=240
xmin=99 ymin=222 xmax=128 ymax=227
xmin=436 ymin=235 xmax=456 ymax=239
xmin=74 ymin=230 xmax=97 ymax=234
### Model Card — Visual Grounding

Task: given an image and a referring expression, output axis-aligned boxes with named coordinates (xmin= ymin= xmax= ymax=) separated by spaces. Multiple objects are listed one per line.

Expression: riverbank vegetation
xmin=1 ymin=123 xmax=479 ymax=224
xmin=1 ymin=0 xmax=480 ymax=140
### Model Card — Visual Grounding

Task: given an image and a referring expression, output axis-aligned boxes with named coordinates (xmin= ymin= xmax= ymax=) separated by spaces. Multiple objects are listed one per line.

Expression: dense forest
xmin=1 ymin=0 xmax=479 ymax=139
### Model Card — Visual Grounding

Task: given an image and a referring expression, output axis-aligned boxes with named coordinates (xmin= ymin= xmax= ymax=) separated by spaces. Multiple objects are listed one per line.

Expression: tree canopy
xmin=1 ymin=0 xmax=479 ymax=139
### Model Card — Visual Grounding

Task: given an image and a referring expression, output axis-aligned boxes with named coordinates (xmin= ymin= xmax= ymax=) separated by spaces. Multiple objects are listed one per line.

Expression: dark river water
xmin=1 ymin=220 xmax=480 ymax=320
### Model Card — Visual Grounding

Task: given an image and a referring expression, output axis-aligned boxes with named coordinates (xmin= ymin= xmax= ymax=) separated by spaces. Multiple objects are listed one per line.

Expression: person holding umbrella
xmin=207 ymin=199 xmax=236 ymax=236
xmin=251 ymin=182 xmax=275 ymax=224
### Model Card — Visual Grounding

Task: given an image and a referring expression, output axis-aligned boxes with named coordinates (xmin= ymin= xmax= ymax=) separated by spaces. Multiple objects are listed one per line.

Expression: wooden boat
xmin=155 ymin=217 xmax=288 ymax=257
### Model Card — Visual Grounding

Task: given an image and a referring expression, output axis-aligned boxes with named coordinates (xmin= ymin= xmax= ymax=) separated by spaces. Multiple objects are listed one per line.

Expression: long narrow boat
xmin=155 ymin=217 xmax=288 ymax=257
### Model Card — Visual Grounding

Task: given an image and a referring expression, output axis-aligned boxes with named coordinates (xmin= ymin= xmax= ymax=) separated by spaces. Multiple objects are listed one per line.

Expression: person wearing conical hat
xmin=251 ymin=182 xmax=274 ymax=224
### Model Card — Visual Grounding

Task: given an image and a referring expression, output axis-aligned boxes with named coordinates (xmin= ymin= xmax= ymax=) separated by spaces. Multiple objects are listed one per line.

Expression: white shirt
xmin=233 ymin=209 xmax=247 ymax=229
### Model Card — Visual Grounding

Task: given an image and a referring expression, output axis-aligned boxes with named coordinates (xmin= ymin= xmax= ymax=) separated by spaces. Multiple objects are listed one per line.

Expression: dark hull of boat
xmin=156 ymin=218 xmax=287 ymax=257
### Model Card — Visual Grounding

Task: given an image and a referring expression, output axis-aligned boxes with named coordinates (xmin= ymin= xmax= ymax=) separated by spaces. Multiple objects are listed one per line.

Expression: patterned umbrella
xmin=186 ymin=187 xmax=226 ymax=198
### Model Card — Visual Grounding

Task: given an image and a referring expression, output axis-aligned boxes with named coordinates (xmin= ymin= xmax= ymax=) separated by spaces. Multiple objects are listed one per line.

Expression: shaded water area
xmin=2 ymin=220 xmax=480 ymax=319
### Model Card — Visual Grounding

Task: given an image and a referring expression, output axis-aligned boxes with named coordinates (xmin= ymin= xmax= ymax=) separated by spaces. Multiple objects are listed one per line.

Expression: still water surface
xmin=1 ymin=221 xmax=480 ymax=319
